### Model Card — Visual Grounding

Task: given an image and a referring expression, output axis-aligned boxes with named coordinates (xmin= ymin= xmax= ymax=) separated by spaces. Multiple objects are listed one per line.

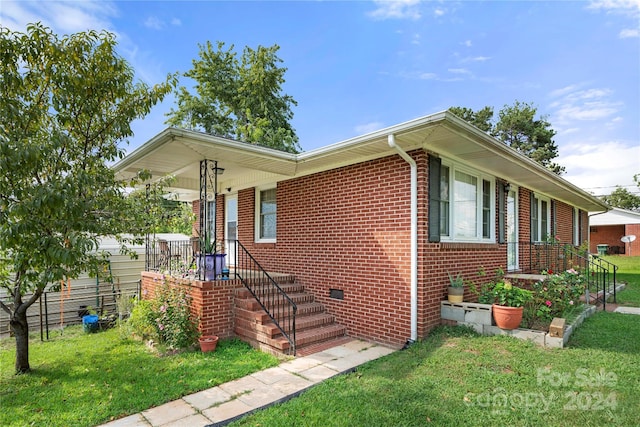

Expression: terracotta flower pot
xmin=492 ymin=305 xmax=524 ymax=330
xmin=198 ymin=335 xmax=219 ymax=352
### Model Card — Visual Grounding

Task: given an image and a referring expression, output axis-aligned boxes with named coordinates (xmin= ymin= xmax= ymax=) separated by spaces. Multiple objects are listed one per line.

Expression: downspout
xmin=388 ymin=134 xmax=418 ymax=343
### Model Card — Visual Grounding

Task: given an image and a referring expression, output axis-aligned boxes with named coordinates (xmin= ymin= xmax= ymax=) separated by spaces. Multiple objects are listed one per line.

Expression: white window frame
xmin=573 ymin=207 xmax=580 ymax=246
xmin=532 ymin=193 xmax=551 ymax=242
xmin=255 ymin=186 xmax=277 ymax=243
xmin=440 ymin=161 xmax=496 ymax=243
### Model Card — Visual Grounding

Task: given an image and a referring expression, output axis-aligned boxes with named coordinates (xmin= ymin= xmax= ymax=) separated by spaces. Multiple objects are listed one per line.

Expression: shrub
xmin=127 ymin=283 xmax=199 ymax=350
xmin=154 ymin=285 xmax=199 ymax=349
xmin=127 ymin=299 xmax=158 ymax=340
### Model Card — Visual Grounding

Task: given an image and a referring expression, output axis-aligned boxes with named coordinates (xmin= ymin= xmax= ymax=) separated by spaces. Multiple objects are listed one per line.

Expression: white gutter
xmin=388 ymin=134 xmax=417 ymax=343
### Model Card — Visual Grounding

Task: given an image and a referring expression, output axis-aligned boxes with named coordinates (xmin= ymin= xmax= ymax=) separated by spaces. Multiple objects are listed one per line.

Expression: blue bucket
xmin=82 ymin=315 xmax=99 ymax=333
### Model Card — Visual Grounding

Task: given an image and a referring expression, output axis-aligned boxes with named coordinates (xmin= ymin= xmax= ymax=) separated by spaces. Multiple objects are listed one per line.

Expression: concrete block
xmin=545 ymin=335 xmax=564 ymax=348
xmin=441 ymin=301 xmax=493 ymax=324
xmin=549 ymin=318 xmax=566 ymax=338
xmin=440 ymin=301 xmax=465 ymax=322
xmin=464 ymin=304 xmax=492 ymax=325
xmin=510 ymin=328 xmax=546 ymax=346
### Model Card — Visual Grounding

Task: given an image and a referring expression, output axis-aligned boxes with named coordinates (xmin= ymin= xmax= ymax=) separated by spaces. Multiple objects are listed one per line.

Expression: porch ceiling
xmin=113 ymin=112 xmax=607 ymax=212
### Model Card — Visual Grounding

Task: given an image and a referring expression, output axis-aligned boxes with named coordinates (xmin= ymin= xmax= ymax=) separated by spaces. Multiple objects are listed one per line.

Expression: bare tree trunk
xmin=11 ymin=309 xmax=30 ymax=373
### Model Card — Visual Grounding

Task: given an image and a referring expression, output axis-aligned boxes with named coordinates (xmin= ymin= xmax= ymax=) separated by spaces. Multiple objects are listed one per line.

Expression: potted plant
xmin=490 ymin=280 xmax=533 ymax=329
xmin=198 ymin=335 xmax=219 ymax=352
xmin=198 ymin=236 xmax=226 ymax=280
xmin=447 ymin=273 xmax=465 ymax=303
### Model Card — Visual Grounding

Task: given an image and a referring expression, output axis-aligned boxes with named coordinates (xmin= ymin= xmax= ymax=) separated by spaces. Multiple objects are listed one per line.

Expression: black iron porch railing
xmin=235 ymin=240 xmax=297 ymax=355
xmin=145 ymin=237 xmax=230 ymax=281
xmin=145 ymin=238 xmax=198 ymax=277
xmin=509 ymin=241 xmax=618 ymax=310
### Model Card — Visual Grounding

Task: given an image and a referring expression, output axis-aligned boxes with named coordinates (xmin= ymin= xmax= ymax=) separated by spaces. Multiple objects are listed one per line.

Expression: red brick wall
xmin=233 ymin=151 xmax=508 ymax=347
xmin=141 ymin=271 xmax=240 ymax=338
xmin=625 ymin=224 xmax=640 ymax=255
xmin=590 ymin=224 xmax=623 ymax=253
xmin=554 ymin=200 xmax=574 ymax=243
xmin=188 ymin=154 xmax=592 ymax=347
xmin=244 ymin=154 xmax=416 ymax=346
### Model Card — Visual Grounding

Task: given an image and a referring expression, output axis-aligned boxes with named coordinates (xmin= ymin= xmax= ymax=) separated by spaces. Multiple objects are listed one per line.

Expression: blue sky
xmin=2 ymin=0 xmax=639 ymax=196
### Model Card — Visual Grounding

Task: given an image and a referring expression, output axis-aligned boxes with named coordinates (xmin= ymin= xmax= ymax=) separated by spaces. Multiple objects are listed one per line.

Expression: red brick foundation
xmin=140 ymin=271 xmax=241 ymax=338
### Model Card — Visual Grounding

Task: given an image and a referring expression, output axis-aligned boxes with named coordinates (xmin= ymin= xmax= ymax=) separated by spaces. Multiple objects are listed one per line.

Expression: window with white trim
xmin=573 ymin=207 xmax=580 ymax=246
xmin=440 ymin=163 xmax=495 ymax=242
xmin=532 ymin=194 xmax=551 ymax=242
xmin=255 ymin=187 xmax=276 ymax=242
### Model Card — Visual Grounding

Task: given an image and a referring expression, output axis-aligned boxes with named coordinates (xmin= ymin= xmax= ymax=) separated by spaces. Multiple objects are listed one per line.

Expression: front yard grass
xmin=232 ymin=256 xmax=640 ymax=427
xmin=0 ymin=326 xmax=279 ymax=427
xmin=602 ymin=255 xmax=640 ymax=306
xmin=233 ymin=321 xmax=640 ymax=426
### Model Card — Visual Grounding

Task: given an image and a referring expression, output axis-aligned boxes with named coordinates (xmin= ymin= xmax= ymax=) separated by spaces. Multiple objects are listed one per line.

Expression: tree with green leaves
xmin=166 ymin=41 xmax=300 ymax=153
xmin=0 ymin=24 xmax=174 ymax=373
xmin=601 ymin=185 xmax=640 ymax=211
xmin=448 ymin=106 xmax=494 ymax=133
xmin=449 ymin=101 xmax=565 ymax=175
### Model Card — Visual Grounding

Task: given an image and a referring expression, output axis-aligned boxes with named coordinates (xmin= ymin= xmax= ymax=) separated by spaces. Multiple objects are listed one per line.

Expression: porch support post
xmin=199 ymin=159 xmax=222 ymax=280
xmin=388 ymin=134 xmax=418 ymax=343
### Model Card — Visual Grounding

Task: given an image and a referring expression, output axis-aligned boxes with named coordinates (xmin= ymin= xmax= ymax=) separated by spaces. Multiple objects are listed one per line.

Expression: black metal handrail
xmin=235 ymin=240 xmax=297 ymax=355
xmin=508 ymin=241 xmax=618 ymax=310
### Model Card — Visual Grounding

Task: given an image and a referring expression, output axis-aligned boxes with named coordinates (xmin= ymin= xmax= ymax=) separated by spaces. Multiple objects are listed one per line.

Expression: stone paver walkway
xmin=614 ymin=306 xmax=640 ymax=315
xmin=98 ymin=340 xmax=395 ymax=427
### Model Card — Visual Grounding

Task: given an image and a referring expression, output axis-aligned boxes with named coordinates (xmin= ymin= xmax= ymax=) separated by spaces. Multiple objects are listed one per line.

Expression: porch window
xmin=531 ymin=194 xmax=551 ymax=242
xmin=256 ymin=187 xmax=276 ymax=242
xmin=207 ymin=201 xmax=216 ymax=239
xmin=440 ymin=163 xmax=495 ymax=242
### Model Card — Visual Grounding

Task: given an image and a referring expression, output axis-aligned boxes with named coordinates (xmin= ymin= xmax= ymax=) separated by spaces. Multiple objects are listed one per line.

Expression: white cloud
xmin=549 ymin=84 xmax=621 ymax=125
xmin=559 ymin=141 xmax=640 ymax=194
xmin=355 ymin=122 xmax=385 ymax=134
xmin=419 ymin=72 xmax=438 ymax=80
xmin=448 ymin=68 xmax=471 ymax=75
xmin=0 ymin=1 xmax=166 ymax=85
xmin=171 ymin=18 xmax=182 ymax=26
xmin=460 ymin=55 xmax=491 ymax=63
xmin=620 ymin=28 xmax=640 ymax=37
xmin=0 ymin=0 xmax=118 ymax=33
xmin=587 ymin=0 xmax=640 ymax=14
xmin=433 ymin=7 xmax=446 ymax=17
xmin=463 ymin=40 xmax=472 ymax=47
xmin=144 ymin=16 xmax=164 ymax=30
xmin=367 ymin=0 xmax=421 ymax=20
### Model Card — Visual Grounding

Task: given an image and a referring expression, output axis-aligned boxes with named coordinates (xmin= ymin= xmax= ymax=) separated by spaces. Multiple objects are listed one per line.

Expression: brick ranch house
xmin=114 ymin=111 xmax=608 ymax=354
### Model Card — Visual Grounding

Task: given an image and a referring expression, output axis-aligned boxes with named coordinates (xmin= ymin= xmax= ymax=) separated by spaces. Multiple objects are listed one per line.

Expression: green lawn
xmin=0 ymin=326 xmax=279 ymax=427
xmin=231 ymin=256 xmax=640 ymax=427
xmin=602 ymin=255 xmax=640 ymax=306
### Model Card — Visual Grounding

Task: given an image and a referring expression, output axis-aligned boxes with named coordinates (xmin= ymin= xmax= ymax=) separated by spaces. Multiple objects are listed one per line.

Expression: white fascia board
xmin=443 ymin=114 xmax=609 ymax=213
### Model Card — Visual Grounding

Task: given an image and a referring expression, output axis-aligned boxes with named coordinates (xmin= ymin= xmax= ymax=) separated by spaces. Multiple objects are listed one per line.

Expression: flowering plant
xmin=491 ymin=280 xmax=533 ymax=307
xmin=128 ymin=280 xmax=199 ymax=350
xmin=532 ymin=269 xmax=586 ymax=322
